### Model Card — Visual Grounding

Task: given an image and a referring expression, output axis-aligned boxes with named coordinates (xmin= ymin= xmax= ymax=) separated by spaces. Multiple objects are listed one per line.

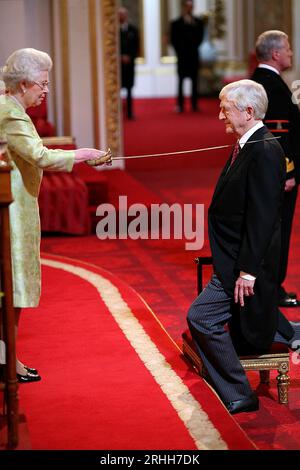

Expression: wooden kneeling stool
xmin=185 ymin=256 xmax=291 ymax=405
xmin=182 ymin=330 xmax=290 ymax=404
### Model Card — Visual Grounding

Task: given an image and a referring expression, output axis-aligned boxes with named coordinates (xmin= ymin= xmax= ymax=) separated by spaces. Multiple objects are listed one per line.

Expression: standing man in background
xmin=119 ymin=6 xmax=139 ymax=120
xmin=252 ymin=30 xmax=300 ymax=308
xmin=170 ymin=0 xmax=204 ymax=113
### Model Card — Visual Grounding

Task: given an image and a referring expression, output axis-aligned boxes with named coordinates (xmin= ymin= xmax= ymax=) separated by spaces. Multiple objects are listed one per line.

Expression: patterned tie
xmin=230 ymin=141 xmax=240 ymax=167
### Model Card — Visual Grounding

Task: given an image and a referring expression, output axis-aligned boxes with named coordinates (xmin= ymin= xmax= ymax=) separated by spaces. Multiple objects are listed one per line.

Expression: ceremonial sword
xmin=87 ymin=136 xmax=281 ymax=166
xmin=110 ymin=136 xmax=281 ymax=163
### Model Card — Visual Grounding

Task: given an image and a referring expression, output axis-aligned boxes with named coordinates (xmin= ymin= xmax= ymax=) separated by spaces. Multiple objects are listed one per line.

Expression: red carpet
xmin=41 ymin=97 xmax=300 ymax=449
xmin=123 ymin=97 xmax=234 ymax=171
xmin=4 ymin=97 xmax=299 ymax=450
xmin=16 ymin=254 xmax=254 ymax=450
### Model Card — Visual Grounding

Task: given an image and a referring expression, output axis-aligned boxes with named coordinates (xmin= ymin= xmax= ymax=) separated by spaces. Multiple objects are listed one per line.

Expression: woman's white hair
xmin=219 ymin=79 xmax=268 ymax=120
xmin=1 ymin=48 xmax=52 ymax=92
xmin=255 ymin=30 xmax=287 ymax=62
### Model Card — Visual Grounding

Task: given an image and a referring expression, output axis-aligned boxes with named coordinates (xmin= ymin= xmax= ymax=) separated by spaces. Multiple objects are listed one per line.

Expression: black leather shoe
xmin=278 ymin=295 xmax=300 ymax=307
xmin=24 ymin=365 xmax=38 ymax=375
xmin=17 ymin=372 xmax=41 ymax=383
xmin=226 ymin=394 xmax=259 ymax=415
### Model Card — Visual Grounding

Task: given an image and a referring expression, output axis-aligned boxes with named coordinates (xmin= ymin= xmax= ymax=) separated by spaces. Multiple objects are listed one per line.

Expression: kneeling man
xmin=187 ymin=79 xmax=298 ymax=414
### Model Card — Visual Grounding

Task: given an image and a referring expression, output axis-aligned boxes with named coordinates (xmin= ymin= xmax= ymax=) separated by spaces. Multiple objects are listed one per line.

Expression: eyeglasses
xmin=33 ymin=80 xmax=50 ymax=90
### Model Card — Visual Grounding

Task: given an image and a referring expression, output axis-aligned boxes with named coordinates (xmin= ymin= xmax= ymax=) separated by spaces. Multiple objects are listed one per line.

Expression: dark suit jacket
xmin=251 ymin=67 xmax=300 ymax=183
xmin=120 ymin=24 xmax=139 ymax=89
xmin=170 ymin=16 xmax=204 ymax=78
xmin=208 ymin=126 xmax=286 ymax=350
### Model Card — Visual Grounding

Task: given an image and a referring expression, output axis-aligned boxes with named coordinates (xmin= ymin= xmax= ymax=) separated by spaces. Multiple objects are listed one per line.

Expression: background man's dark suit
xmin=252 ymin=67 xmax=300 ymax=304
xmin=120 ymin=22 xmax=139 ymax=119
xmin=170 ymin=15 xmax=204 ymax=112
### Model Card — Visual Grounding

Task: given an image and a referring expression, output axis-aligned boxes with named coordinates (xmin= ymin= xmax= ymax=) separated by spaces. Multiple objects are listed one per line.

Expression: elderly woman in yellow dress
xmin=0 ymin=48 xmax=111 ymax=383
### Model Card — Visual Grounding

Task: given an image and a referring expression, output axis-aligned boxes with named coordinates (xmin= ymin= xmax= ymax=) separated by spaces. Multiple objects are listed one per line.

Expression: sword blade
xmin=111 ymin=137 xmax=280 ymax=161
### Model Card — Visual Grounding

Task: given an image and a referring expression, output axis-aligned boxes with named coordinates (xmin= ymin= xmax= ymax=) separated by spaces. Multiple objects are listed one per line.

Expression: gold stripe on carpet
xmin=41 ymin=258 xmax=228 ymax=450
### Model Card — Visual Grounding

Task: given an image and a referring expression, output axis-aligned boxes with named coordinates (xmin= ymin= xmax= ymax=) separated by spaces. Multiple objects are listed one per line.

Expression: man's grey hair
xmin=1 ymin=48 xmax=52 ymax=92
xmin=255 ymin=30 xmax=288 ymax=62
xmin=219 ymin=79 xmax=268 ymax=120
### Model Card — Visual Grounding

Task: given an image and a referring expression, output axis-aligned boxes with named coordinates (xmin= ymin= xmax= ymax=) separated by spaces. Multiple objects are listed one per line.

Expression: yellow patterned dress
xmin=0 ymin=95 xmax=75 ymax=307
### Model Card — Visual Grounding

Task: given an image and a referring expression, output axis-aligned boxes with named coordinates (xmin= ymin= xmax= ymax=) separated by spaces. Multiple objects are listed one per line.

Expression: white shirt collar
xmin=258 ymin=63 xmax=280 ymax=75
xmin=239 ymin=121 xmax=264 ymax=148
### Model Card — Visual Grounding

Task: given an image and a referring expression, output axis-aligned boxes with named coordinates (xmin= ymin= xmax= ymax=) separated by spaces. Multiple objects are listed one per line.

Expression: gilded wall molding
xmin=49 ymin=0 xmax=57 ymax=131
xmin=59 ymin=0 xmax=71 ymax=135
xmin=100 ymin=0 xmax=121 ymax=157
xmin=88 ymin=0 xmax=100 ymax=149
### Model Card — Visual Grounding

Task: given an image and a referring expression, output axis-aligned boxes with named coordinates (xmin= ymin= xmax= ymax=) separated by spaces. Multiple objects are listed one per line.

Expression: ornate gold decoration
xmin=0 ymin=139 xmax=8 ymax=156
xmin=277 ymin=373 xmax=290 ymax=404
xmin=88 ymin=0 xmax=100 ymax=150
xmin=240 ymin=359 xmax=289 ymax=369
xmin=49 ymin=0 xmax=57 ymax=131
xmin=42 ymin=256 xmax=229 ymax=450
xmin=59 ymin=0 xmax=71 ymax=136
xmin=121 ymin=0 xmax=144 ymax=59
xmin=215 ymin=60 xmax=248 ymax=72
xmin=86 ymin=148 xmax=112 ymax=167
xmin=100 ymin=0 xmax=122 ymax=158
xmin=259 ymin=370 xmax=270 ymax=384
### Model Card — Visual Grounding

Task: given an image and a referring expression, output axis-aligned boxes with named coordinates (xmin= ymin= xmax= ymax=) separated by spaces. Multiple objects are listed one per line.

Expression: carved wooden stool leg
xmin=276 ymin=368 xmax=290 ymax=404
xmin=259 ymin=370 xmax=270 ymax=384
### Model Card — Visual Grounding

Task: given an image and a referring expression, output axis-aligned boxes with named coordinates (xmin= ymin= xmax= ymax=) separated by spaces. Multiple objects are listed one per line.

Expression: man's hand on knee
xmin=234 ymin=277 xmax=255 ymax=307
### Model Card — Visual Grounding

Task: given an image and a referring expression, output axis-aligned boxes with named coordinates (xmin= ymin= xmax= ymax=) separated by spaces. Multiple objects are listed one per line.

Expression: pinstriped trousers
xmin=187 ymin=274 xmax=253 ymax=403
